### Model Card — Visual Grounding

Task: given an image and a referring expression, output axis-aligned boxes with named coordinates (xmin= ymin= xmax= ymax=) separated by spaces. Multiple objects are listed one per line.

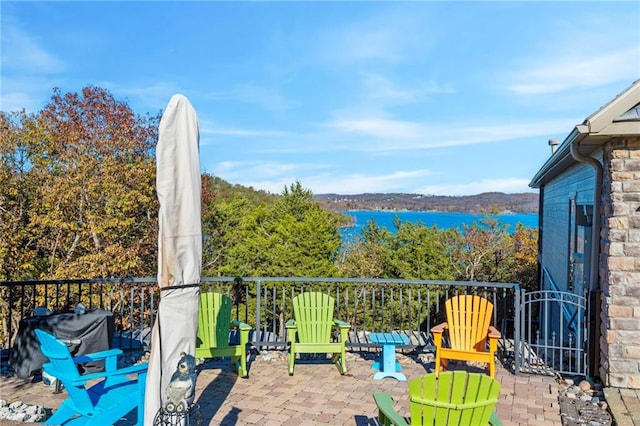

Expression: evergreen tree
xmin=220 ymin=181 xmax=342 ymax=277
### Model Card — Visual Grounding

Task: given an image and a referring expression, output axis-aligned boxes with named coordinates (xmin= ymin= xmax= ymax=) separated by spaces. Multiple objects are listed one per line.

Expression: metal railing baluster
xmin=5 ymin=276 xmax=573 ymax=376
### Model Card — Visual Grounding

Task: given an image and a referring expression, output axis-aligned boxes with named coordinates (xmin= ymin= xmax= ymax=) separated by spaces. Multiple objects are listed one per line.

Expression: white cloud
xmin=212 ymin=161 xmax=342 ymax=194
xmin=361 ymin=73 xmax=455 ymax=105
xmin=107 ymin=82 xmax=182 ymax=113
xmin=325 ymin=115 xmax=577 ymax=151
xmin=362 ymin=73 xmax=417 ymax=103
xmin=301 ymin=170 xmax=434 ymax=194
xmin=0 ymin=20 xmax=66 ymax=112
xmin=502 ymin=11 xmax=640 ymax=96
xmin=211 ymin=159 xmax=435 ymax=195
xmin=416 ymin=178 xmax=535 ymax=196
xmin=322 ymin=27 xmax=403 ymax=64
xmin=198 ymin=113 xmax=577 ymax=160
xmin=327 ymin=117 xmax=426 ymax=140
xmin=0 ymin=81 xmax=44 ymax=112
xmin=1 ymin=24 xmax=65 ymax=73
xmin=317 ymin=8 xmax=428 ymax=65
xmin=199 ymin=120 xmax=288 ymax=141
xmin=215 ymin=160 xmax=308 ymax=181
xmin=507 ymin=47 xmax=640 ymax=95
xmin=212 ymin=160 xmax=309 ymax=194
xmin=203 ymin=84 xmax=299 ymax=114
xmin=419 ymin=80 xmax=456 ymax=95
xmin=211 ymin=158 xmax=537 ymax=196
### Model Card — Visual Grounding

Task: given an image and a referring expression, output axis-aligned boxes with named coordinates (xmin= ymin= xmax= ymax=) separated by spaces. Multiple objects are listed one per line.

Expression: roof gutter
xmin=529 ymin=127 xmax=580 ymax=188
xmin=569 ymin=127 xmax=602 ymax=292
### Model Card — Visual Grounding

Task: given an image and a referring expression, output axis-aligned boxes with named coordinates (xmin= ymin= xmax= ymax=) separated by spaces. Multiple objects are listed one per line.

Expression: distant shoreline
xmin=341 ymin=209 xmax=522 ymax=214
xmin=316 ymin=191 xmax=539 ymax=215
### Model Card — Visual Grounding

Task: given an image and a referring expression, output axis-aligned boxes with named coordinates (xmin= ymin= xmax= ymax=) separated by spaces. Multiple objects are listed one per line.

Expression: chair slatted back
xmin=445 ymin=295 xmax=494 ymax=352
xmin=293 ymin=292 xmax=335 ymax=344
xmin=408 ymin=371 xmax=501 ymax=426
xmin=35 ymin=329 xmax=94 ymax=414
xmin=197 ymin=292 xmax=232 ymax=349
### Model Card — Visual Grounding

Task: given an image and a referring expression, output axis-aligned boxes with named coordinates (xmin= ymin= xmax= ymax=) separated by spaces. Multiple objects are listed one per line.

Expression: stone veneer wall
xmin=600 ymin=136 xmax=640 ymax=389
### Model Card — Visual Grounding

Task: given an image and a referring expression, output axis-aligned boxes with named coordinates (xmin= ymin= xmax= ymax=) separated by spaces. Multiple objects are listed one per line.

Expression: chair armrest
xmin=231 ymin=319 xmax=252 ymax=331
xmin=334 ymin=319 xmax=350 ymax=343
xmin=430 ymin=322 xmax=448 ymax=334
xmin=231 ymin=320 xmax=251 ymax=347
xmin=45 ymin=361 xmax=148 ymax=387
xmin=333 ymin=319 xmax=350 ymax=329
xmin=431 ymin=322 xmax=448 ymax=348
xmin=72 ymin=349 xmax=123 ymax=363
xmin=285 ymin=319 xmax=297 ymax=342
xmin=488 ymin=326 xmax=501 ymax=339
xmin=73 ymin=349 xmax=123 ymax=372
xmin=372 ymin=392 xmax=409 ymax=426
xmin=68 ymin=362 xmax=149 ymax=387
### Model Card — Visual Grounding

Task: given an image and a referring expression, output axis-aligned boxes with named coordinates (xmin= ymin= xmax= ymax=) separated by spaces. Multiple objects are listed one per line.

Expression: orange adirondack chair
xmin=431 ymin=295 xmax=501 ymax=378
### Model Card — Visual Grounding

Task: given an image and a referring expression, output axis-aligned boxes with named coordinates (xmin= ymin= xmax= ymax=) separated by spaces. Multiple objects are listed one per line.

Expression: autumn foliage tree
xmin=0 ymin=86 xmax=160 ymax=280
xmin=442 ymin=209 xmax=539 ymax=288
xmin=509 ymin=224 xmax=539 ymax=292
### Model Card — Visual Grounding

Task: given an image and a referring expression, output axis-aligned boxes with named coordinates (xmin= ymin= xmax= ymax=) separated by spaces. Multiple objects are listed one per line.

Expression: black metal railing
xmin=0 ymin=277 xmax=519 ymax=354
xmin=0 ymin=277 xmax=157 ymax=352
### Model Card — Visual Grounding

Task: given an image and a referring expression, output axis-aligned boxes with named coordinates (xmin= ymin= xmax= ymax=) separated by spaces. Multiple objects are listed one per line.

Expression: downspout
xmin=569 ymin=135 xmax=602 ymax=292
xmin=569 ymin=133 xmax=603 ymax=378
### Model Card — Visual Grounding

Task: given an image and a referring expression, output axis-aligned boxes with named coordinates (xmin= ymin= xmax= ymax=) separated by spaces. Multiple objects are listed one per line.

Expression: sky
xmin=2 ymin=1 xmax=639 ymax=196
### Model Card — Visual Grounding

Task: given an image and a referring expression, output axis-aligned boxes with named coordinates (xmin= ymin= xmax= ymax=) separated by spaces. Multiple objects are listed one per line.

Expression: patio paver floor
xmin=0 ymin=350 xmax=564 ymax=425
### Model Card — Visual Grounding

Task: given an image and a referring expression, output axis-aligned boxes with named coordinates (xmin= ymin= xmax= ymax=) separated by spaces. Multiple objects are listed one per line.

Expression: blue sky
xmin=2 ymin=1 xmax=639 ymax=196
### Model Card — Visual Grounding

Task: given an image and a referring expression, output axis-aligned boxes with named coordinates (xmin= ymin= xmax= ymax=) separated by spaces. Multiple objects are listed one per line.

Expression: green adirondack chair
xmin=373 ymin=371 xmax=504 ymax=426
xmin=195 ymin=292 xmax=251 ymax=377
xmin=35 ymin=329 xmax=148 ymax=426
xmin=285 ymin=291 xmax=350 ymax=375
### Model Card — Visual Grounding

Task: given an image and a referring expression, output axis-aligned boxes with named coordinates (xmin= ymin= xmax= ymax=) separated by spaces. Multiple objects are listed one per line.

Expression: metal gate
xmin=514 ymin=288 xmax=588 ymax=377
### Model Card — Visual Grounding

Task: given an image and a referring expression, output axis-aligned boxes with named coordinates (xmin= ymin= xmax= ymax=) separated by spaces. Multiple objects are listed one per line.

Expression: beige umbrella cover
xmin=144 ymin=94 xmax=201 ymax=423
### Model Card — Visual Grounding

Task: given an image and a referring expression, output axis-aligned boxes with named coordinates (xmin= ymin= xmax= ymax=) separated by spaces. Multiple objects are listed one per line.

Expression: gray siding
xmin=540 ymin=162 xmax=595 ymax=291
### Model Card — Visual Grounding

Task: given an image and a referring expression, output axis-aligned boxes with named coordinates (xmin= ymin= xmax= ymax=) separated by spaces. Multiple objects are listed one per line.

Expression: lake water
xmin=340 ymin=210 xmax=538 ymax=240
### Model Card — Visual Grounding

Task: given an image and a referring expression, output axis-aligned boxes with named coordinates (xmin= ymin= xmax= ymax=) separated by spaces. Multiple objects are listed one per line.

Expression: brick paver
xmin=0 ymin=352 xmax=565 ymax=425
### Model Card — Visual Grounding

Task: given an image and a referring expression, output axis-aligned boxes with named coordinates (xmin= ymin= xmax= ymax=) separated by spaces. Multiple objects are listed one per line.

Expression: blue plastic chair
xmin=35 ymin=329 xmax=148 ymax=425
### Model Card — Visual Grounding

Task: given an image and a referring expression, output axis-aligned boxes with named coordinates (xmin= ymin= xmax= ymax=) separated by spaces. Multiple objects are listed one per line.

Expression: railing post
xmin=514 ymin=287 xmax=521 ymax=375
xmin=255 ymin=279 xmax=261 ymax=348
xmin=129 ymin=286 xmax=135 ymax=348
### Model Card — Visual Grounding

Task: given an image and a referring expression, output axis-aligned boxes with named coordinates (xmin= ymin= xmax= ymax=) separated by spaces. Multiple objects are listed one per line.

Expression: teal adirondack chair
xmin=34 ymin=329 xmax=148 ymax=426
xmin=285 ymin=291 xmax=350 ymax=375
xmin=195 ymin=292 xmax=251 ymax=377
xmin=373 ymin=371 xmax=504 ymax=426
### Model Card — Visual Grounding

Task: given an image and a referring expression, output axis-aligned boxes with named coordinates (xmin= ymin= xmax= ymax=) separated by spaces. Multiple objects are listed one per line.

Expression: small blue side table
xmin=369 ymin=332 xmax=410 ymax=381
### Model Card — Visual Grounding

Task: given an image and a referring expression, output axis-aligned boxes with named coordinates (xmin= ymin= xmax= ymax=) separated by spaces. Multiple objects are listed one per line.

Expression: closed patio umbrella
xmin=144 ymin=94 xmax=201 ymax=423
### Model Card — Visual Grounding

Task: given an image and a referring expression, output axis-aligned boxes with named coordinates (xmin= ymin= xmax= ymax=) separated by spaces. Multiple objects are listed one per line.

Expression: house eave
xmin=529 ymin=79 xmax=640 ymax=189
xmin=529 ymin=128 xmax=586 ymax=188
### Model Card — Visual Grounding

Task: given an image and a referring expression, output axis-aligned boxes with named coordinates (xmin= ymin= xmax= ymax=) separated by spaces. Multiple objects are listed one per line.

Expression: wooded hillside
xmin=315 ymin=192 xmax=539 ymax=214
